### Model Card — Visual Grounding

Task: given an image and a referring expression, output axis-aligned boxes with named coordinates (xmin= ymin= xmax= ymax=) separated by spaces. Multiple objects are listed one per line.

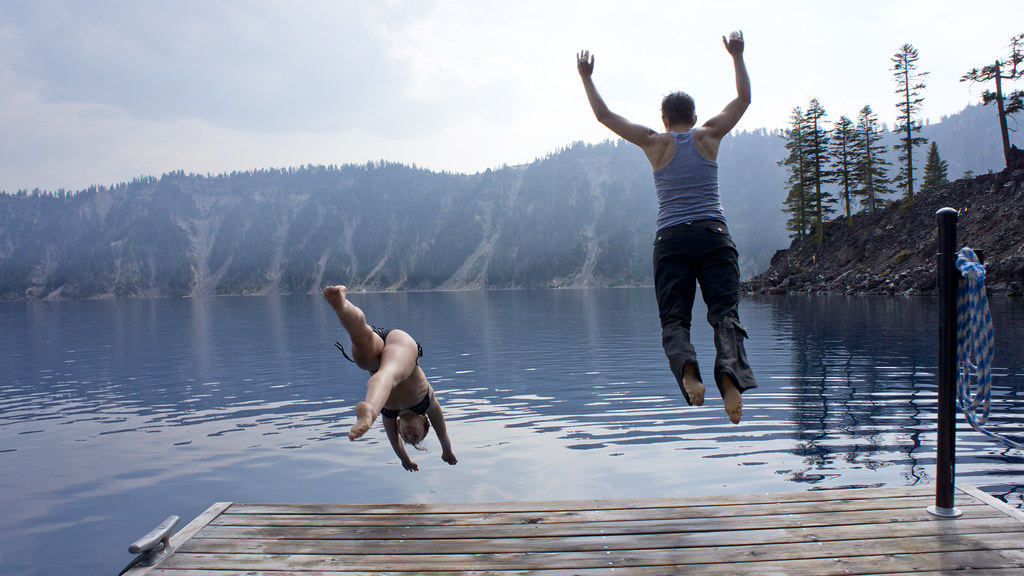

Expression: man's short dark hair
xmin=661 ymin=91 xmax=696 ymax=126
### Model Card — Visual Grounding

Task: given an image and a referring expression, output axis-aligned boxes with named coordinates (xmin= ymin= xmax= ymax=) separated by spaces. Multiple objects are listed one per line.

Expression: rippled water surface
xmin=1 ymin=289 xmax=1022 ymax=575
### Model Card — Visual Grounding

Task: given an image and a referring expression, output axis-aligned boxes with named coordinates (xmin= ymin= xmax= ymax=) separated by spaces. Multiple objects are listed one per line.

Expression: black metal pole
xmin=930 ymin=207 xmax=961 ymax=517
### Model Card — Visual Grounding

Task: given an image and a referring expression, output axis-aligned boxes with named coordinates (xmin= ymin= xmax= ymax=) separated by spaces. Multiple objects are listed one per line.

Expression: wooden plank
xmin=177 ymin=518 xmax=1024 ymax=556
xmin=174 ymin=528 xmax=1024 ymax=561
xmin=146 ymin=565 xmax=1024 ymax=569
xmin=139 ymin=487 xmax=1024 ymax=575
xmin=148 ymin=546 xmax=1024 ymax=574
xmin=191 ymin=505 xmax=1011 ymax=543
xmin=958 ymin=483 xmax=1024 ymax=523
xmin=210 ymin=495 xmax=982 ymax=528
xmin=224 ymin=485 xmax=936 ymax=516
xmin=203 ymin=494 xmax=995 ymax=528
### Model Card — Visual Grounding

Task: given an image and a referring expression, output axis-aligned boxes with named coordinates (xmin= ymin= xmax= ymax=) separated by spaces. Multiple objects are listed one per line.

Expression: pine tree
xmin=779 ymin=107 xmax=811 ymax=239
xmin=961 ymin=33 xmax=1024 ymax=168
xmin=922 ymin=141 xmax=949 ymax=190
xmin=804 ymin=99 xmax=834 ymax=244
xmin=891 ymin=43 xmax=929 ymax=202
xmin=830 ymin=115 xmax=856 ymax=225
xmin=850 ymin=105 xmax=894 ymax=213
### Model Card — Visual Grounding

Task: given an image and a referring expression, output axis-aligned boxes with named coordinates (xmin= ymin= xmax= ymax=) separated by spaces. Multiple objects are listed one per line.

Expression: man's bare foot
xmin=721 ymin=374 xmax=742 ymax=424
xmin=323 ymin=285 xmax=348 ymax=311
xmin=683 ymin=363 xmax=705 ymax=406
xmin=349 ymin=401 xmax=375 ymax=440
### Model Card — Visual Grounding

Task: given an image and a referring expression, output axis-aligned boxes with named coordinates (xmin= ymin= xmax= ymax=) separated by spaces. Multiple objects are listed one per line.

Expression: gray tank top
xmin=653 ymin=131 xmax=725 ymax=231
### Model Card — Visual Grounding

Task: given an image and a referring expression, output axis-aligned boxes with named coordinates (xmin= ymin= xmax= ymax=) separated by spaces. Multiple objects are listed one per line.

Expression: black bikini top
xmin=380 ymin=392 xmax=431 ymax=420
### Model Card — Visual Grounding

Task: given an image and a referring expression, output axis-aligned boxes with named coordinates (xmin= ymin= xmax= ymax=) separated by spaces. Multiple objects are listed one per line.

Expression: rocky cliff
xmin=744 ymin=150 xmax=1024 ymax=296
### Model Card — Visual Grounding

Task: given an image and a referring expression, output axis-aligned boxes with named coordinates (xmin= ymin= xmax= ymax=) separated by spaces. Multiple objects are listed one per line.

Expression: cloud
xmin=2 ymin=0 xmax=1023 ymax=193
xmin=5 ymin=1 xmax=427 ymax=134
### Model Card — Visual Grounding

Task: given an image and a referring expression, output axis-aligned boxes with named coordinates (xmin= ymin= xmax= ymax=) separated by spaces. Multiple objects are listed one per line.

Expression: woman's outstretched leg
xmin=324 ymin=285 xmax=389 ymax=439
xmin=323 ymin=285 xmax=384 ymax=368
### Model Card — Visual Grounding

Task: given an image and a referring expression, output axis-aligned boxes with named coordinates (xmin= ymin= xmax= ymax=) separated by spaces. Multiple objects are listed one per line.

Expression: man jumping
xmin=577 ymin=31 xmax=756 ymax=423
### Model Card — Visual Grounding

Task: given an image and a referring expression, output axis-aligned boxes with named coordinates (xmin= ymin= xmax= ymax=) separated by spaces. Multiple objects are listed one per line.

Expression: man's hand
xmin=722 ymin=30 xmax=744 ymax=57
xmin=401 ymin=458 xmax=419 ymax=472
xmin=577 ymin=50 xmax=594 ymax=79
xmin=442 ymin=450 xmax=458 ymax=466
xmin=700 ymin=30 xmax=751 ymax=147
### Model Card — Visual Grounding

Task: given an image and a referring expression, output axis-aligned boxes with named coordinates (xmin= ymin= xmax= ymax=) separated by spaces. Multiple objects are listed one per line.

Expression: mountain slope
xmin=0 ymin=104 xmax=1014 ymax=300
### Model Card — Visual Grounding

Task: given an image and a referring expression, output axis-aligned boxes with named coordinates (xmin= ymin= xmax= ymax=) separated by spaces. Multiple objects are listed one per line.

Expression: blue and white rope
xmin=955 ymin=247 xmax=1022 ymax=451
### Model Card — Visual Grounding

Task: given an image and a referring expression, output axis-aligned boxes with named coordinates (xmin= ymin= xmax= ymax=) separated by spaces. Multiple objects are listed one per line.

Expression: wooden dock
xmin=126 ymin=484 xmax=1024 ymax=575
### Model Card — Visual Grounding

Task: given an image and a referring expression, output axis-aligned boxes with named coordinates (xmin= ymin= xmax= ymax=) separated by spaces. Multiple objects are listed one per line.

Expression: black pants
xmin=652 ymin=220 xmax=756 ymax=403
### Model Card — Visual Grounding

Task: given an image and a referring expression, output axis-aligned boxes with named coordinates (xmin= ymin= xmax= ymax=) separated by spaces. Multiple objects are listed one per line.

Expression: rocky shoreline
xmin=743 ymin=153 xmax=1024 ymax=297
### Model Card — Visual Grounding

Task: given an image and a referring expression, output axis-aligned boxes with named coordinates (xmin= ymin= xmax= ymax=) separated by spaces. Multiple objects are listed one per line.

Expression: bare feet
xmin=721 ymin=374 xmax=743 ymax=424
xmin=349 ymin=401 xmax=375 ymax=440
xmin=324 ymin=285 xmax=374 ymax=350
xmin=323 ymin=284 xmax=348 ymax=311
xmin=683 ymin=363 xmax=705 ymax=406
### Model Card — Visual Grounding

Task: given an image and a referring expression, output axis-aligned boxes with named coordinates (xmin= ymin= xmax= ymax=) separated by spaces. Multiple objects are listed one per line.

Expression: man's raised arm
xmin=701 ymin=31 xmax=751 ymax=140
xmin=577 ymin=50 xmax=659 ymax=149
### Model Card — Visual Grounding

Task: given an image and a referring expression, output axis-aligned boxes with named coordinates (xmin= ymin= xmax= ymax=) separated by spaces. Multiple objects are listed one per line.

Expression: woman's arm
xmin=383 ymin=417 xmax=419 ymax=471
xmin=426 ymin=396 xmax=457 ymax=465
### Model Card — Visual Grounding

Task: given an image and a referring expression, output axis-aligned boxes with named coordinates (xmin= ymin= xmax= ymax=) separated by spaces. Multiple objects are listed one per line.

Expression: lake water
xmin=2 ymin=289 xmax=1023 ymax=575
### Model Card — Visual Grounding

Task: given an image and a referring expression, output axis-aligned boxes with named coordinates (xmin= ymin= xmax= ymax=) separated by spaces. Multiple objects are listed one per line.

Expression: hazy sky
xmin=2 ymin=0 xmax=1022 ymax=193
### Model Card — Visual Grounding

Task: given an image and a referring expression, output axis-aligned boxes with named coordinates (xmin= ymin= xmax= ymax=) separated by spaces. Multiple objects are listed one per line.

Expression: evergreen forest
xmin=0 ymin=104 xmax=1013 ymax=301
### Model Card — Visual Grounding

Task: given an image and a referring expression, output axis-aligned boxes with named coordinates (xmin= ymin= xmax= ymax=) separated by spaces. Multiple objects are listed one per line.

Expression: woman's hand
xmin=401 ymin=458 xmax=419 ymax=472
xmin=441 ymin=450 xmax=458 ymax=466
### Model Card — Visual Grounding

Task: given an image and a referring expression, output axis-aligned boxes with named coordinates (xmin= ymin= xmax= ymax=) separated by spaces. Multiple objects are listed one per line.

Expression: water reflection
xmin=2 ymin=293 xmax=1021 ymax=489
xmin=762 ymin=295 xmax=1023 ymax=500
xmin=764 ymin=296 xmax=936 ymax=488
xmin=0 ymin=290 xmax=1022 ymax=576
